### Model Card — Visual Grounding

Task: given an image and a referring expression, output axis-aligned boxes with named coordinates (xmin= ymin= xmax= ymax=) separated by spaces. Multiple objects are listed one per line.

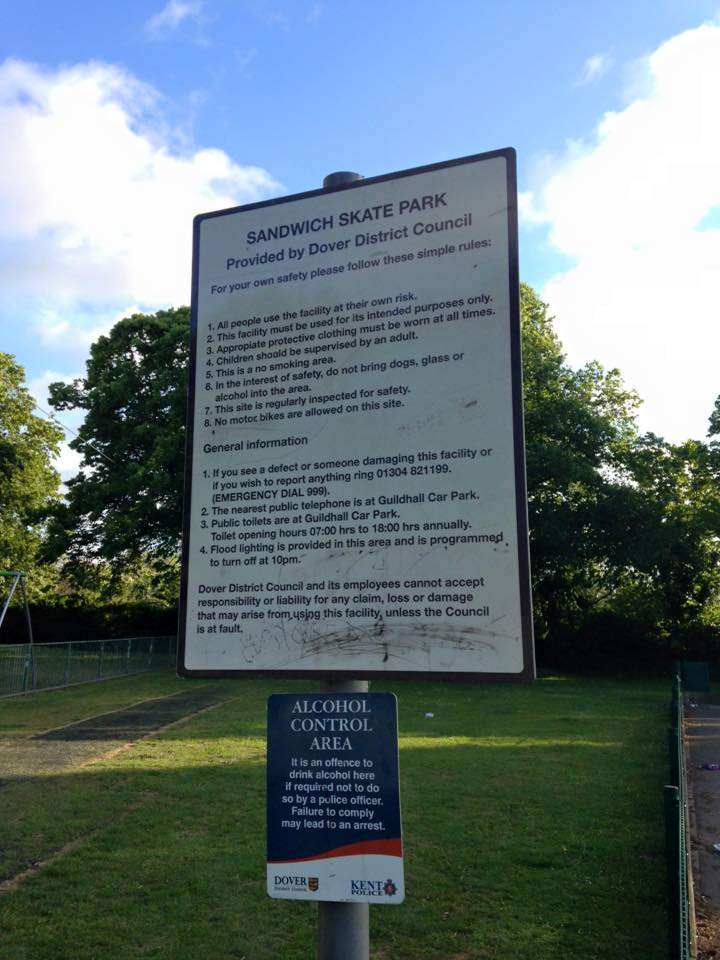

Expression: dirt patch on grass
xmin=0 ymin=687 xmax=236 ymax=894
xmin=0 ymin=797 xmax=148 ymax=895
xmin=0 ymin=685 xmax=231 ymax=782
xmin=0 ymin=834 xmax=93 ymax=895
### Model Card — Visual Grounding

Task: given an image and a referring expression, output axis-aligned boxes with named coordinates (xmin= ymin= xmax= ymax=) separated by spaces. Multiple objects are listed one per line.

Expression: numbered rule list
xmin=180 ymin=151 xmax=533 ymax=677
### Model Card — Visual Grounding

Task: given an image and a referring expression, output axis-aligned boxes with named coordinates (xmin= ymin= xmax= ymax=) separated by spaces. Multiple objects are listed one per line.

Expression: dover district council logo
xmin=308 ymin=877 xmax=319 ymax=892
xmin=383 ymin=879 xmax=397 ymax=896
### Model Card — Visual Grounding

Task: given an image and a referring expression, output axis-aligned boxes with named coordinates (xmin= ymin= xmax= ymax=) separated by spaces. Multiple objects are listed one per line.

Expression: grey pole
xmin=19 ymin=574 xmax=34 ymax=645
xmin=0 ymin=573 xmax=21 ymax=633
xmin=317 ymin=678 xmax=370 ymax=960
xmin=322 ymin=171 xmax=362 ymax=191
xmin=317 ymin=169 xmax=369 ymax=960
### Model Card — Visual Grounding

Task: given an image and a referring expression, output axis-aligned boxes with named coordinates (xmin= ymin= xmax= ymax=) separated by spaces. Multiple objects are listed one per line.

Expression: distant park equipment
xmin=0 ymin=571 xmax=33 ymax=644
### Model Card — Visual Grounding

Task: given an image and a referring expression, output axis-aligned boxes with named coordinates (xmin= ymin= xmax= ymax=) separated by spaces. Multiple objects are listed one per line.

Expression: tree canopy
xmin=36 ymin=290 xmax=720 ymax=665
xmin=0 ymin=353 xmax=63 ymax=581
xmin=520 ymin=285 xmax=720 ymax=661
xmin=45 ymin=309 xmax=189 ymax=589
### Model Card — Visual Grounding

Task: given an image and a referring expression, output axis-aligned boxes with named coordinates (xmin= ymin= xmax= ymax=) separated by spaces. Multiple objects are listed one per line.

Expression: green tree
xmin=45 ymin=292 xmax=655 ymax=641
xmin=522 ymin=287 xmax=720 ymax=661
xmin=45 ymin=293 xmax=720 ymax=663
xmin=0 ymin=353 xmax=63 ymax=580
xmin=626 ymin=432 xmax=720 ymax=643
xmin=45 ymin=308 xmax=189 ymax=591
xmin=520 ymin=284 xmax=645 ymax=655
xmin=709 ymin=395 xmax=720 ymax=440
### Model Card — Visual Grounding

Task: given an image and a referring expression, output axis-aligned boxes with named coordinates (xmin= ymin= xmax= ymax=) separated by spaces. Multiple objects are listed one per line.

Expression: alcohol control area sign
xmin=266 ymin=693 xmax=403 ymax=903
xmin=178 ymin=148 xmax=534 ymax=680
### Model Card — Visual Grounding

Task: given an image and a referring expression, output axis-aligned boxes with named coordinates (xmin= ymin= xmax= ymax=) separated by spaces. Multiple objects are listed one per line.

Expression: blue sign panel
xmin=267 ymin=692 xmax=404 ymax=903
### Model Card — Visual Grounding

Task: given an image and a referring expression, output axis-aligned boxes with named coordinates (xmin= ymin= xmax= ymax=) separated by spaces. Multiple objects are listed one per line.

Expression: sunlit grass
xmin=400 ymin=735 xmax=621 ymax=749
xmin=0 ymin=671 xmax=203 ymax=740
xmin=0 ymin=672 xmax=669 ymax=959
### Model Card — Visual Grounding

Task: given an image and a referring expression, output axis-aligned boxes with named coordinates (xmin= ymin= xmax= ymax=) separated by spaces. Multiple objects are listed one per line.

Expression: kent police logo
xmin=308 ymin=877 xmax=319 ymax=892
xmin=383 ymin=879 xmax=397 ymax=897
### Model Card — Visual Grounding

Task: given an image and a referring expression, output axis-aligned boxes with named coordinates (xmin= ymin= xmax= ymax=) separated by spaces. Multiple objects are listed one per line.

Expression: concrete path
xmin=685 ymin=698 xmax=720 ymax=957
xmin=0 ymin=685 xmax=230 ymax=783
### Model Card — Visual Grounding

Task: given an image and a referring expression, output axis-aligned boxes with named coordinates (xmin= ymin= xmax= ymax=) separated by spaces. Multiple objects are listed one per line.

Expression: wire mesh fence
xmin=666 ymin=674 xmax=693 ymax=960
xmin=0 ymin=636 xmax=177 ymax=698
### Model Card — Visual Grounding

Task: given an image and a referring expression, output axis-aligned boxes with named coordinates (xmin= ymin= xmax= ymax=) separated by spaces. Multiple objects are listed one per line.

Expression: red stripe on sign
xmin=268 ymin=838 xmax=402 ymax=864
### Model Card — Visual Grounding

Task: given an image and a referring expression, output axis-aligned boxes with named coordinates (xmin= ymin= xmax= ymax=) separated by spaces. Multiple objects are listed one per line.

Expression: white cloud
xmin=34 ymin=303 xmax=142 ymax=348
xmin=0 ymin=58 xmax=280 ymax=482
xmin=0 ymin=59 xmax=280 ymax=314
xmin=576 ymin=53 xmax=612 ymax=86
xmin=56 ymin=447 xmax=83 ymax=482
xmin=145 ymin=1 xmax=204 ymax=38
xmin=523 ymin=21 xmax=720 ymax=442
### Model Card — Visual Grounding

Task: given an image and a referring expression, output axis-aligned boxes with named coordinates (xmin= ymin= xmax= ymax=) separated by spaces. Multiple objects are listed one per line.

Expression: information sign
xmin=266 ymin=692 xmax=404 ymax=903
xmin=178 ymin=149 xmax=534 ymax=679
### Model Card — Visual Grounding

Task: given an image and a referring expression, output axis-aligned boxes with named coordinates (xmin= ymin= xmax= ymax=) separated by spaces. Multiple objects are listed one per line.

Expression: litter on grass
xmin=425 ymin=712 xmax=434 ymax=718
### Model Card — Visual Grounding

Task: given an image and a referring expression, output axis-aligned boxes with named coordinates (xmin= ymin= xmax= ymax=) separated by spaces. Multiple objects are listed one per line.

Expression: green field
xmin=0 ymin=672 xmax=669 ymax=959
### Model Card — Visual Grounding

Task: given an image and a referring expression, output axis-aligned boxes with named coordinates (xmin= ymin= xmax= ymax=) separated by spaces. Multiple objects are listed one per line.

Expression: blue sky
xmin=1 ymin=0 xmax=719 ymax=474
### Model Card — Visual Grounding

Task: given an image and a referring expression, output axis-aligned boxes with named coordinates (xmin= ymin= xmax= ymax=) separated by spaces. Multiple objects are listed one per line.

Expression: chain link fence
xmin=0 ymin=636 xmax=177 ymax=698
xmin=665 ymin=674 xmax=694 ymax=960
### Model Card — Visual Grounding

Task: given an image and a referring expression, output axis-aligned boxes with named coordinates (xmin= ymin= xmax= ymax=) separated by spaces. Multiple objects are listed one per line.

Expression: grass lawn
xmin=0 ymin=670 xmax=197 ymax=739
xmin=0 ymin=671 xmax=669 ymax=959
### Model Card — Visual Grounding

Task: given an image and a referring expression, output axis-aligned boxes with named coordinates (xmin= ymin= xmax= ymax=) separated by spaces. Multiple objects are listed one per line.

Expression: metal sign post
xmin=267 ymin=682 xmax=405 ymax=960
xmin=318 ymin=673 xmax=370 ymax=960
xmin=179 ymin=149 xmax=535 ymax=960
xmin=267 ymin=677 xmax=396 ymax=960
xmin=319 ymin=173 xmax=368 ymax=960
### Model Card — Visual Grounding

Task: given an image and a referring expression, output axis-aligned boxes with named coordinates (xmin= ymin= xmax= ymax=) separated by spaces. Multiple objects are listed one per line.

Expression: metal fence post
xmin=22 ymin=645 xmax=30 ymax=692
xmin=665 ymin=784 xmax=680 ymax=957
xmin=668 ymin=727 xmax=679 ymax=787
xmin=0 ymin=636 xmax=177 ymax=699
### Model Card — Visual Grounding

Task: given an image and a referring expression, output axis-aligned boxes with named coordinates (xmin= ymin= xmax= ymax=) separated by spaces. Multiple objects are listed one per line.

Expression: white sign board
xmin=179 ymin=150 xmax=534 ymax=680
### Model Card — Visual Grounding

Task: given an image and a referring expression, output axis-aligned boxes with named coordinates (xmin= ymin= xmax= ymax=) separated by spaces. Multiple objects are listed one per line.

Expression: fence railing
xmin=0 ymin=636 xmax=177 ymax=699
xmin=665 ymin=675 xmax=693 ymax=960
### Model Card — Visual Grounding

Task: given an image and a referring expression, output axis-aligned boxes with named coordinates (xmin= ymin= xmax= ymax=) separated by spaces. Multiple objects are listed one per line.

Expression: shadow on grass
xmin=0 ymin=686 xmax=669 ymax=960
